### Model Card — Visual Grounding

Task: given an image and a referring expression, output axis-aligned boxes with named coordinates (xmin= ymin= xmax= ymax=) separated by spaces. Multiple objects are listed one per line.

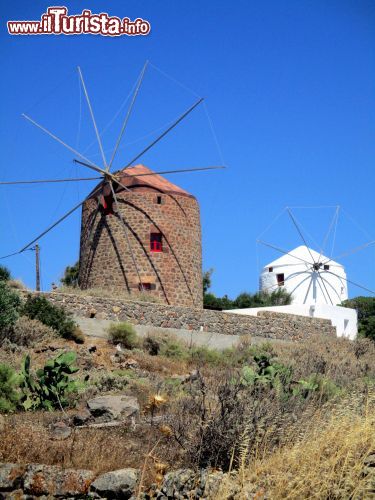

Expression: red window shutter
xmin=150 ymin=233 xmax=162 ymax=252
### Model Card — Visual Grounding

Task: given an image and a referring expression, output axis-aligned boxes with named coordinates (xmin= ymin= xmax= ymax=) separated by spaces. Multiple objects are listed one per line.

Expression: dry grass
xmin=56 ymin=286 xmax=162 ymax=303
xmin=274 ymin=335 xmax=375 ymax=387
xmin=1 ymin=316 xmax=58 ymax=348
xmin=218 ymin=391 xmax=375 ymax=499
xmin=0 ymin=411 xmax=177 ymax=484
xmin=7 ymin=279 xmax=28 ymax=290
xmin=2 ymin=321 xmax=375 ymax=497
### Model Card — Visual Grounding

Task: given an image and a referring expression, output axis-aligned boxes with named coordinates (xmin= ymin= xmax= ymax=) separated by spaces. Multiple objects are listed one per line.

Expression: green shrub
xmin=108 ymin=322 xmax=138 ymax=349
xmin=159 ymin=338 xmax=189 ymax=359
xmin=343 ymin=297 xmax=375 ymax=340
xmin=20 ymin=352 xmax=79 ymax=411
xmin=190 ymin=346 xmax=223 ymax=365
xmin=0 ymin=364 xmax=20 ymax=413
xmin=0 ymin=282 xmax=21 ymax=331
xmin=294 ymin=374 xmax=341 ymax=402
xmin=21 ymin=294 xmax=81 ymax=343
xmin=240 ymin=354 xmax=293 ymax=394
xmin=0 ymin=265 xmax=11 ymax=282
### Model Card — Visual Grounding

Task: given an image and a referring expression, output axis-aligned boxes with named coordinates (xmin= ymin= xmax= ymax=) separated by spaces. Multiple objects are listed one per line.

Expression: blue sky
xmin=1 ymin=0 xmax=374 ymax=298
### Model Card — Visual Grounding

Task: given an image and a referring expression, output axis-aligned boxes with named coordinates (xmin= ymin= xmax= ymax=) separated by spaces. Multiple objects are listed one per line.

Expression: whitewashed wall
xmin=227 ymin=304 xmax=357 ymax=339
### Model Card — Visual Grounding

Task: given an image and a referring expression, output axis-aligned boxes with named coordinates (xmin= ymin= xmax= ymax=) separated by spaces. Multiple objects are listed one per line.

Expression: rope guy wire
xmin=148 ymin=62 xmax=201 ymax=99
xmin=330 ymin=206 xmax=340 ymax=257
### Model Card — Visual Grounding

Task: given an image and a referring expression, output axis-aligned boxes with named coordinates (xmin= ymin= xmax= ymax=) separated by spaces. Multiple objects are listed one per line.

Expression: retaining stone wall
xmin=21 ymin=291 xmax=336 ymax=341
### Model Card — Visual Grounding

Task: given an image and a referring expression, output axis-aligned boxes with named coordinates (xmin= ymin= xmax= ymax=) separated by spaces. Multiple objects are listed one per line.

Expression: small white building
xmin=228 ymin=246 xmax=357 ymax=339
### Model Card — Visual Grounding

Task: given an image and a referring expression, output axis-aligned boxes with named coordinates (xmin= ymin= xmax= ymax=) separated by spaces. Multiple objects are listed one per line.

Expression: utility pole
xmin=34 ymin=244 xmax=40 ymax=291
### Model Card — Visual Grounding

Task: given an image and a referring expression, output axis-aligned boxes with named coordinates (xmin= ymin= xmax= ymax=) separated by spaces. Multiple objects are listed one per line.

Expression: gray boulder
xmin=23 ymin=464 xmax=94 ymax=497
xmin=159 ymin=469 xmax=196 ymax=498
xmin=49 ymin=421 xmax=72 ymax=440
xmin=157 ymin=468 xmax=225 ymax=499
xmin=87 ymin=395 xmax=139 ymax=423
xmin=72 ymin=407 xmax=93 ymax=426
xmin=90 ymin=468 xmax=139 ymax=499
xmin=0 ymin=463 xmax=26 ymax=492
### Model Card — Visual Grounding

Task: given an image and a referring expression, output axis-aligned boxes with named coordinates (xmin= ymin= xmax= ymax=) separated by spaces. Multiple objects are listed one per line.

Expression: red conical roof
xmin=115 ymin=164 xmax=192 ymax=196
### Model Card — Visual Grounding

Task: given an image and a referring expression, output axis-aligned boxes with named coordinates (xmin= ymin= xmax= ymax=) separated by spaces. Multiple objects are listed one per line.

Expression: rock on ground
xmin=90 ymin=468 xmax=139 ymax=499
xmin=87 ymin=395 xmax=140 ymax=423
xmin=23 ymin=464 xmax=95 ymax=497
xmin=156 ymin=468 xmax=225 ymax=499
xmin=0 ymin=463 xmax=26 ymax=492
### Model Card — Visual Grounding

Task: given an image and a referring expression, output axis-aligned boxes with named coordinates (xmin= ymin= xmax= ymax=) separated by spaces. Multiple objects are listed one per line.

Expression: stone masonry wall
xmin=27 ymin=292 xmax=336 ymax=341
xmin=78 ymin=187 xmax=202 ymax=308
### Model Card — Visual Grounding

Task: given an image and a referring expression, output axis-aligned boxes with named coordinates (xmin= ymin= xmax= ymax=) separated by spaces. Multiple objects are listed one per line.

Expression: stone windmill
xmin=0 ymin=62 xmax=223 ymax=306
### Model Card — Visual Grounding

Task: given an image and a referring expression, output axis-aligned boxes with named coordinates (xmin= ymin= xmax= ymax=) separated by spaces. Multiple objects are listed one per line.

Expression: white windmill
xmin=231 ymin=206 xmax=375 ymax=339
xmin=259 ymin=245 xmax=348 ymax=305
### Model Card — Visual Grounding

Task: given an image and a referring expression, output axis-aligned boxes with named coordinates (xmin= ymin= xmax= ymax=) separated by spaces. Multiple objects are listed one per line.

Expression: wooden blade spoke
xmin=321 ymin=240 xmax=375 ymax=267
xmin=256 ymin=239 xmax=313 ymax=267
xmin=1 ymin=198 xmax=86 ymax=259
xmin=0 ymin=177 xmax=101 ymax=186
xmin=325 ymin=269 xmax=375 ymax=296
xmin=74 ymin=161 xmax=225 ymax=178
xmin=78 ymin=66 xmax=108 ymax=169
xmin=108 ymin=60 xmax=149 ymax=172
xmin=287 ymin=207 xmax=316 ymax=263
xmin=316 ymin=271 xmax=334 ymax=305
xmin=22 ymin=114 xmax=103 ymax=174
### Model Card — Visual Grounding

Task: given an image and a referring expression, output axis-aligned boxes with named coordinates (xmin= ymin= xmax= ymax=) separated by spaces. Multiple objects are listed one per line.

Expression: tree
xmin=60 ymin=262 xmax=79 ymax=288
xmin=232 ymin=289 xmax=292 ymax=309
xmin=202 ymin=268 xmax=292 ymax=310
xmin=203 ymin=268 xmax=213 ymax=294
xmin=342 ymin=297 xmax=375 ymax=340
xmin=0 ymin=265 xmax=11 ymax=282
xmin=0 ymin=282 xmax=21 ymax=330
xmin=203 ymin=293 xmax=234 ymax=310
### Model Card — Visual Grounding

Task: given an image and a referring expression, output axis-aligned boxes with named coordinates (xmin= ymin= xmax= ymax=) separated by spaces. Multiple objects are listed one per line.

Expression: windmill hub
xmin=312 ymin=262 xmax=322 ymax=271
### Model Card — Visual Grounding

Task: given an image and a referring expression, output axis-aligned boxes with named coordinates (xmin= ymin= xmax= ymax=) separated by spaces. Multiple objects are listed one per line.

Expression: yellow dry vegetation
xmin=218 ymin=391 xmax=375 ymax=499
